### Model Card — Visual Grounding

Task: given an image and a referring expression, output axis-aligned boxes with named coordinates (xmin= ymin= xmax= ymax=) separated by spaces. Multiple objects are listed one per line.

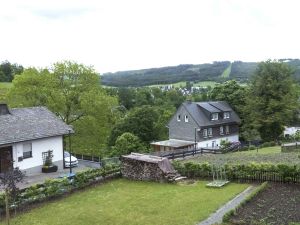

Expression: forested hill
xmin=101 ymin=59 xmax=300 ymax=87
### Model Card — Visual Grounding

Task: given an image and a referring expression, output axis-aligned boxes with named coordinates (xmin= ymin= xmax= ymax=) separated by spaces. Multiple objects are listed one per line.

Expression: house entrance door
xmin=0 ymin=146 xmax=13 ymax=173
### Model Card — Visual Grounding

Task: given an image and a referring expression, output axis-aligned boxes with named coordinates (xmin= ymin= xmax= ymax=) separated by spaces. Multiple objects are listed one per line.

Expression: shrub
xmin=0 ymin=165 xmax=121 ymax=214
xmin=249 ymin=145 xmax=256 ymax=150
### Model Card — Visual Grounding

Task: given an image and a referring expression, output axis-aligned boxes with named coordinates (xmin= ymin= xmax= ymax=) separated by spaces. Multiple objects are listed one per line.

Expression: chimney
xmin=186 ymin=99 xmax=192 ymax=104
xmin=0 ymin=104 xmax=10 ymax=115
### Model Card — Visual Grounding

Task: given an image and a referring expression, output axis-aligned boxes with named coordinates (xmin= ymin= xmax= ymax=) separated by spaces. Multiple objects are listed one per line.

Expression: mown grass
xmin=3 ymin=179 xmax=249 ymax=225
xmin=182 ymin=146 xmax=300 ymax=165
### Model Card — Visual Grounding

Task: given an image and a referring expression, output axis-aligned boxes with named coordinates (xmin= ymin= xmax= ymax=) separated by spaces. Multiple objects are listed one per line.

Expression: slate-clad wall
xmin=168 ymin=105 xmax=201 ymax=142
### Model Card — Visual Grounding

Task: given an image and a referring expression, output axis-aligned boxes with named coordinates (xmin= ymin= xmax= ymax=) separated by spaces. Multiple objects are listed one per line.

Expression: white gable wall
xmin=12 ymin=136 xmax=64 ymax=175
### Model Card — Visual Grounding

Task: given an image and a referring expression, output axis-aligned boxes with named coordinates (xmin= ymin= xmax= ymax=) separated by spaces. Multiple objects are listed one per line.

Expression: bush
xmin=249 ymin=145 xmax=256 ymax=150
xmin=260 ymin=141 xmax=276 ymax=148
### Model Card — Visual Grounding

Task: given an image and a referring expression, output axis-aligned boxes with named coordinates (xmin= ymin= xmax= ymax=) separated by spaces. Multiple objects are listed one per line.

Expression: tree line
xmin=4 ymin=60 xmax=299 ymax=157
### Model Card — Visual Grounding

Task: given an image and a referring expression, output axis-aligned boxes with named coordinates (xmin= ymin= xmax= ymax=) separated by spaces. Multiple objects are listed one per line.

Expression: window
xmin=184 ymin=115 xmax=188 ymax=122
xmin=211 ymin=113 xmax=218 ymax=120
xmin=220 ymin=126 xmax=224 ymax=135
xmin=203 ymin=129 xmax=208 ymax=137
xmin=23 ymin=142 xmax=32 ymax=159
xmin=225 ymin=125 xmax=230 ymax=134
xmin=208 ymin=128 xmax=213 ymax=137
xmin=224 ymin=112 xmax=230 ymax=119
xmin=177 ymin=114 xmax=181 ymax=122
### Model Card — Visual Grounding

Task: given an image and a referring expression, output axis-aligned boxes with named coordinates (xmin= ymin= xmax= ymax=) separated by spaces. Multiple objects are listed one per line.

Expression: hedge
xmin=172 ymin=161 xmax=300 ymax=183
xmin=0 ymin=165 xmax=120 ymax=215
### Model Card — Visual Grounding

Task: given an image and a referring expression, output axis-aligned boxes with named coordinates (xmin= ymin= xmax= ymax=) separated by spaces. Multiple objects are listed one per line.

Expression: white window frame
xmin=23 ymin=142 xmax=32 ymax=159
xmin=177 ymin=114 xmax=181 ymax=122
xmin=220 ymin=126 xmax=224 ymax=135
xmin=225 ymin=125 xmax=230 ymax=134
xmin=208 ymin=128 xmax=213 ymax=137
xmin=211 ymin=113 xmax=218 ymax=121
xmin=184 ymin=115 xmax=188 ymax=122
xmin=224 ymin=112 xmax=230 ymax=119
xmin=203 ymin=129 xmax=208 ymax=138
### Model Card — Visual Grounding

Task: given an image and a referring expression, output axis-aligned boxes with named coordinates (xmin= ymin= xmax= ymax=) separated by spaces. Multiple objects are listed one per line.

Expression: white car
xmin=64 ymin=151 xmax=78 ymax=168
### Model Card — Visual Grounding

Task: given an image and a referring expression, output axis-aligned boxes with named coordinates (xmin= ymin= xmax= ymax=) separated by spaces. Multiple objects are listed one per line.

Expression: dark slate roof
xmin=0 ymin=107 xmax=73 ymax=146
xmin=182 ymin=101 xmax=240 ymax=127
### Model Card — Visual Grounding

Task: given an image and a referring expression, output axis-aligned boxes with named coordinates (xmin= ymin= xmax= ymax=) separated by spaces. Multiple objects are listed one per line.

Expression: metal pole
xmin=69 ymin=129 xmax=72 ymax=174
xmin=194 ymin=127 xmax=196 ymax=155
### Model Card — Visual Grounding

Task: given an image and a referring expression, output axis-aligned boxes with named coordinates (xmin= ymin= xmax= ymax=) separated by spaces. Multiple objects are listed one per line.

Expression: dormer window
xmin=177 ymin=114 xmax=181 ymax=122
xmin=224 ymin=112 xmax=230 ymax=119
xmin=184 ymin=115 xmax=188 ymax=122
xmin=211 ymin=113 xmax=218 ymax=121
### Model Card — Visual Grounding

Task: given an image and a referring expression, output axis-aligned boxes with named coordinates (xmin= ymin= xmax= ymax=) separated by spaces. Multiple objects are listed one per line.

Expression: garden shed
xmin=120 ymin=153 xmax=184 ymax=182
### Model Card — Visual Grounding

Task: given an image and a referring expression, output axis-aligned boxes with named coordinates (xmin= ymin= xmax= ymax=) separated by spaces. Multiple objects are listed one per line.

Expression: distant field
xmin=0 ymin=82 xmax=12 ymax=88
xmin=192 ymin=81 xmax=217 ymax=88
xmin=221 ymin=63 xmax=232 ymax=78
xmin=149 ymin=81 xmax=217 ymax=88
xmin=0 ymin=82 xmax=12 ymax=102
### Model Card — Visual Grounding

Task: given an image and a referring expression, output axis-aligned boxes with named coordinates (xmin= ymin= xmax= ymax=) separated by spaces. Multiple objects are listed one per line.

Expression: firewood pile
xmin=120 ymin=153 xmax=185 ymax=182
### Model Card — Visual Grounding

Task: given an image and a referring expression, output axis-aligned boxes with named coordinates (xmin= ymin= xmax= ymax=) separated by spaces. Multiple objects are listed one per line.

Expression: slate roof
xmin=0 ymin=106 xmax=73 ymax=146
xmin=180 ymin=101 xmax=240 ymax=127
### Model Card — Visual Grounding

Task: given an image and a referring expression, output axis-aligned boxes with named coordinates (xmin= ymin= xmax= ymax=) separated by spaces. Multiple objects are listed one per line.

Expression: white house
xmin=0 ymin=104 xmax=73 ymax=175
xmin=283 ymin=126 xmax=300 ymax=137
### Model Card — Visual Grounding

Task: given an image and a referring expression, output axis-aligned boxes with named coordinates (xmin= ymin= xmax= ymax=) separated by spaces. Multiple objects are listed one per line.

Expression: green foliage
xmin=109 ymin=105 xmax=160 ymax=146
xmin=173 ymin=160 xmax=300 ymax=183
xmin=245 ymin=60 xmax=299 ymax=142
xmin=210 ymin=80 xmax=247 ymax=117
xmin=8 ymin=61 xmax=118 ymax=155
xmin=220 ymin=139 xmax=231 ymax=149
xmin=0 ymin=166 xmax=120 ymax=212
xmin=0 ymin=61 xmax=23 ymax=82
xmin=111 ymin=132 xmax=146 ymax=156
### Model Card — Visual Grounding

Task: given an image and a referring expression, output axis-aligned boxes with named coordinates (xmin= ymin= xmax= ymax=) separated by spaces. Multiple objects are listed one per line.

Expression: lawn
xmin=3 ymin=179 xmax=249 ymax=225
xmin=182 ymin=146 xmax=300 ymax=165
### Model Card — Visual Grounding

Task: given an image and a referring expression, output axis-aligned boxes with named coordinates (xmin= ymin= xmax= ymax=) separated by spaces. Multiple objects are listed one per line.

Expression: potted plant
xmin=42 ymin=150 xmax=58 ymax=173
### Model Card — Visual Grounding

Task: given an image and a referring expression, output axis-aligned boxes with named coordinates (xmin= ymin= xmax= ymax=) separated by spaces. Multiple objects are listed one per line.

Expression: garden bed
xmin=229 ymin=183 xmax=300 ymax=225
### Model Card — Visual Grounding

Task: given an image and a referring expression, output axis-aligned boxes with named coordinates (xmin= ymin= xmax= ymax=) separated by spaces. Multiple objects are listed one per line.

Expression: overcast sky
xmin=1 ymin=0 xmax=300 ymax=73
